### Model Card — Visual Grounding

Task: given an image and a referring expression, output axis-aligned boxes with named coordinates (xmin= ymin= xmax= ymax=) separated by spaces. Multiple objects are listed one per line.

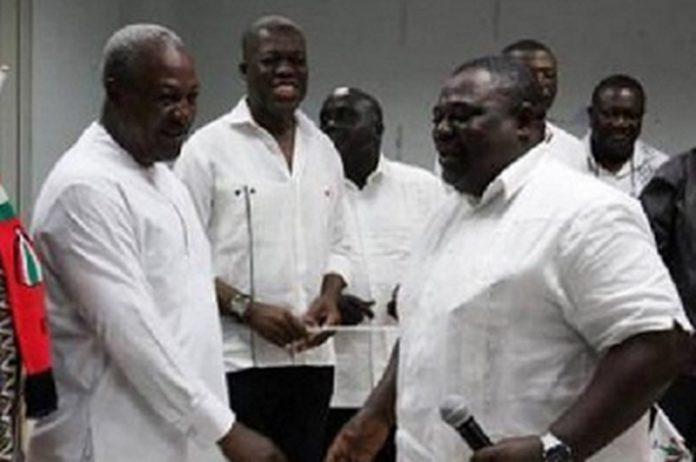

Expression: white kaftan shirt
xmin=396 ymin=141 xmax=691 ymax=461
xmin=175 ymin=98 xmax=353 ymax=371
xmin=333 ymin=157 xmax=444 ymax=408
xmin=558 ymin=133 xmax=668 ymax=197
xmin=28 ymin=123 xmax=234 ymax=462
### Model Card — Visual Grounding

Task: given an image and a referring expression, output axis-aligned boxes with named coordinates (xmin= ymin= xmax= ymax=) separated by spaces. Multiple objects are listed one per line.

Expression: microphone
xmin=439 ymin=395 xmax=493 ymax=451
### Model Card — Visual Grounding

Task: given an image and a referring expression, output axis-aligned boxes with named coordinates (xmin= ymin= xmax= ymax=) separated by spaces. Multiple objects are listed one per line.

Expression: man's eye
xmin=157 ymin=93 xmax=177 ymax=105
xmin=260 ymin=57 xmax=278 ymax=67
xmin=290 ymin=57 xmax=306 ymax=67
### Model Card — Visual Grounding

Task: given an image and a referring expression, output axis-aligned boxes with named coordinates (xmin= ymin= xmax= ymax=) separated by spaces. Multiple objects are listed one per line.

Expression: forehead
xmin=437 ymin=69 xmax=505 ymax=107
xmin=508 ymin=49 xmax=556 ymax=70
xmin=252 ymin=26 xmax=306 ymax=55
xmin=136 ymin=44 xmax=197 ymax=87
xmin=595 ymin=86 xmax=643 ymax=108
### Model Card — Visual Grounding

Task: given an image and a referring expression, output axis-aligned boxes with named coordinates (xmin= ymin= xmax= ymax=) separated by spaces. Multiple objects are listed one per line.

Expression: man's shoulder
xmin=533 ymin=157 xmax=634 ymax=210
xmin=186 ymin=113 xmax=236 ymax=145
xmin=385 ymin=159 xmax=441 ymax=185
xmin=636 ymin=139 xmax=669 ymax=167
xmin=649 ymin=148 xmax=695 ymax=186
xmin=42 ymin=124 xmax=120 ymax=188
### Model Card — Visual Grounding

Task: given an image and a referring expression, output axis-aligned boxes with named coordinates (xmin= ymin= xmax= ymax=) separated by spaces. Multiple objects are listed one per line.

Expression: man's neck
xmin=346 ymin=150 xmax=380 ymax=190
xmin=99 ymin=105 xmax=152 ymax=168
xmin=247 ymin=99 xmax=297 ymax=169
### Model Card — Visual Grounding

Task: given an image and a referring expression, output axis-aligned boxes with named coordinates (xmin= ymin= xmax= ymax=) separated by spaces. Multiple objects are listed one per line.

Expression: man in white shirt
xmin=561 ymin=74 xmax=668 ymax=197
xmin=503 ymin=39 xmax=585 ymax=160
xmin=326 ymin=56 xmax=691 ymax=462
xmin=28 ymin=24 xmax=284 ymax=462
xmin=318 ymin=87 xmax=444 ymax=461
xmin=175 ymin=16 xmax=351 ymax=462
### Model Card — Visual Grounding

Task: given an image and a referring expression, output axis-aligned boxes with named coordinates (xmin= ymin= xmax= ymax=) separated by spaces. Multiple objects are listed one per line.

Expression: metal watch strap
xmin=228 ymin=291 xmax=252 ymax=321
xmin=541 ymin=432 xmax=572 ymax=462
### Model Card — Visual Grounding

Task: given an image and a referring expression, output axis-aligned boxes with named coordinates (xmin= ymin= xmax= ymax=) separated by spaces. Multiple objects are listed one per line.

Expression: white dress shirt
xmin=395 ymin=142 xmax=691 ymax=461
xmin=559 ymin=133 xmax=668 ymax=197
xmin=28 ymin=123 xmax=234 ymax=462
xmin=333 ymin=156 xmax=445 ymax=408
xmin=545 ymin=121 xmax=584 ymax=159
xmin=175 ymin=98 xmax=353 ymax=371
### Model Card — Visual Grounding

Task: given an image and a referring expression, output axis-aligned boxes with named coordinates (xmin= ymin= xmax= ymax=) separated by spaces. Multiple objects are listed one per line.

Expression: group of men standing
xmin=11 ymin=12 xmax=695 ymax=462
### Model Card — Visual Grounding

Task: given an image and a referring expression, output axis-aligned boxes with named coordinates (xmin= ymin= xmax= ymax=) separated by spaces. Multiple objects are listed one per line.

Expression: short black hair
xmin=451 ymin=55 xmax=544 ymax=117
xmin=502 ymin=39 xmax=555 ymax=58
xmin=241 ymin=15 xmax=304 ymax=62
xmin=591 ymin=74 xmax=645 ymax=107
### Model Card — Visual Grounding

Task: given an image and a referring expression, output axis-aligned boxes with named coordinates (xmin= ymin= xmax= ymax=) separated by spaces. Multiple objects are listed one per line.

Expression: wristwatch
xmin=227 ymin=291 xmax=252 ymax=321
xmin=541 ymin=432 xmax=572 ymax=462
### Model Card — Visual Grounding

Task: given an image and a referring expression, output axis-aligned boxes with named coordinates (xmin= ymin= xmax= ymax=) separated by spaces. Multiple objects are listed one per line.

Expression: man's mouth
xmin=161 ymin=129 xmax=189 ymax=144
xmin=273 ymin=82 xmax=299 ymax=100
xmin=605 ymin=134 xmax=635 ymax=146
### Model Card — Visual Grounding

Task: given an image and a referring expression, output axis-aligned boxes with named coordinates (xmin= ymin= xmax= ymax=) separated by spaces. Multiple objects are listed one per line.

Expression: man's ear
xmin=239 ymin=62 xmax=247 ymax=77
xmin=104 ymin=77 xmax=122 ymax=103
xmin=516 ymin=100 xmax=536 ymax=141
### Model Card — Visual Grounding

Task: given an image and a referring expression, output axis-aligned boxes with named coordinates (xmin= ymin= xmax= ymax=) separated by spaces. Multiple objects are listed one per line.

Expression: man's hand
xmin=338 ymin=294 xmax=375 ymax=326
xmin=245 ymin=301 xmax=307 ymax=348
xmin=325 ymin=409 xmax=391 ymax=462
xmin=218 ymin=422 xmax=287 ymax=462
xmin=295 ymin=293 xmax=342 ymax=351
xmin=471 ymin=436 xmax=542 ymax=462
xmin=386 ymin=285 xmax=400 ymax=320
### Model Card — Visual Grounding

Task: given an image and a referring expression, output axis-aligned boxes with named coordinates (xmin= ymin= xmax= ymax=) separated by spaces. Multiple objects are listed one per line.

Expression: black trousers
xmin=659 ymin=374 xmax=696 ymax=451
xmin=226 ymin=366 xmax=334 ymax=462
xmin=323 ymin=408 xmax=396 ymax=462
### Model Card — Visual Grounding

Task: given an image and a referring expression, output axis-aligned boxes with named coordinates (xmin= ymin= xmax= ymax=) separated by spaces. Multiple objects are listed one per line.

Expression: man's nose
xmin=434 ymin=118 xmax=452 ymax=137
xmin=275 ymin=59 xmax=295 ymax=76
xmin=173 ymin=100 xmax=195 ymax=126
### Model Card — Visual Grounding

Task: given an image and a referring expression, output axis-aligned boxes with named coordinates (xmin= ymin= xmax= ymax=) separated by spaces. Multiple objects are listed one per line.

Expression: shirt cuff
xmin=189 ymin=390 xmax=236 ymax=448
xmin=596 ymin=313 xmax=693 ymax=352
xmin=327 ymin=254 xmax=352 ymax=288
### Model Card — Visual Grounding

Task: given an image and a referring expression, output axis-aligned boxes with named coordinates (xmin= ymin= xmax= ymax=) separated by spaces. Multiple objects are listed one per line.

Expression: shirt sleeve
xmin=33 ymin=182 xmax=234 ymax=446
xmin=174 ymin=140 xmax=215 ymax=233
xmin=557 ymin=198 xmax=692 ymax=352
xmin=324 ymin=150 xmax=354 ymax=286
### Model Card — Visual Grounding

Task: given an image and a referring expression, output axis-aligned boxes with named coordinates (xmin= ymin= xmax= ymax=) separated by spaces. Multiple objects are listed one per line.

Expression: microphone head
xmin=439 ymin=394 xmax=472 ymax=428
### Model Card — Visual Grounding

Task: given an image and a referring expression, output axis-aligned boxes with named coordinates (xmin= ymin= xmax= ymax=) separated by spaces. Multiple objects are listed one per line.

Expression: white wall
xmin=30 ymin=0 xmax=696 ymax=206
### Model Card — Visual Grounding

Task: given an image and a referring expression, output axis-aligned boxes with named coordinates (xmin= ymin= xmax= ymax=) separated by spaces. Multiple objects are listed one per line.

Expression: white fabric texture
xmin=28 ymin=123 xmax=233 ymax=462
xmin=558 ymin=133 xmax=668 ymax=197
xmin=175 ymin=98 xmax=353 ymax=371
xmin=545 ymin=121 xmax=584 ymax=161
xmin=395 ymin=142 xmax=691 ymax=462
xmin=332 ymin=156 xmax=445 ymax=408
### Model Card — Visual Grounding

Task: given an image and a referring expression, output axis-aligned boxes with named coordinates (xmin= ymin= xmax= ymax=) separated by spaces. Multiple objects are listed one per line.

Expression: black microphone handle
xmin=458 ymin=416 xmax=493 ymax=451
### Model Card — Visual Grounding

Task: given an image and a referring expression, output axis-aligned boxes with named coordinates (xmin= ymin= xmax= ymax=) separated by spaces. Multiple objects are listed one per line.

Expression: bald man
xmin=319 ymin=87 xmax=444 ymax=461
xmin=503 ymin=39 xmax=585 ymax=163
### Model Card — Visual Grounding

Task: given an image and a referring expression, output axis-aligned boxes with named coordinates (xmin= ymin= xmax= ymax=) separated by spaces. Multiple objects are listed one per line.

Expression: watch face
xmin=546 ymin=445 xmax=572 ymax=462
